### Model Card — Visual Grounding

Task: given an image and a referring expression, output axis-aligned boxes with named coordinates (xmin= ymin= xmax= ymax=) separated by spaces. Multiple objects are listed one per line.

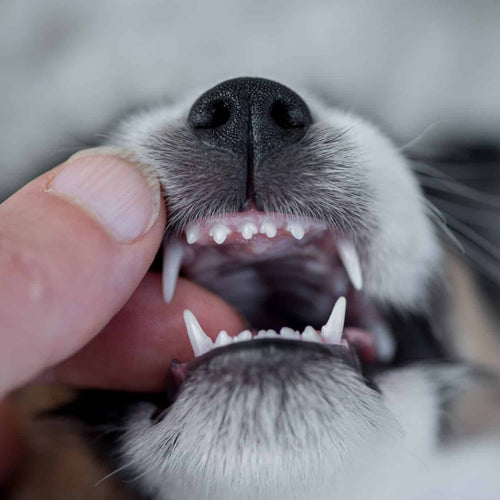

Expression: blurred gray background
xmin=1 ymin=0 xmax=499 ymax=197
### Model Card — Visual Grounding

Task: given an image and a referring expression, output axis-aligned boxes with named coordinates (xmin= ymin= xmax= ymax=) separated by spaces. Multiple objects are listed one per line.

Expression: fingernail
xmin=47 ymin=147 xmax=161 ymax=242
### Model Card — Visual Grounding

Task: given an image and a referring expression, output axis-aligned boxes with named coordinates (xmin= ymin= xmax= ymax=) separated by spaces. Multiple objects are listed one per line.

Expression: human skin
xmin=0 ymin=149 xmax=245 ymax=479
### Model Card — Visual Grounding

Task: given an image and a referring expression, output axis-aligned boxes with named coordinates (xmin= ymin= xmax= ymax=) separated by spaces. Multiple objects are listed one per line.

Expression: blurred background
xmin=1 ymin=0 xmax=500 ymax=197
xmin=1 ymin=1 xmax=500 ymax=498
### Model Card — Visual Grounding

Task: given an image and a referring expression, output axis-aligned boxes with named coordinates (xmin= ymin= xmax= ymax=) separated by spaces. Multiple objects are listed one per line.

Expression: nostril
xmin=270 ymin=99 xmax=308 ymax=129
xmin=188 ymin=77 xmax=312 ymax=162
xmin=189 ymin=99 xmax=231 ymax=130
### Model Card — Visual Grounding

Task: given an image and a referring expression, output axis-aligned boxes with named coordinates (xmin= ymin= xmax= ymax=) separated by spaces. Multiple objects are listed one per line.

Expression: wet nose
xmin=188 ymin=77 xmax=312 ymax=166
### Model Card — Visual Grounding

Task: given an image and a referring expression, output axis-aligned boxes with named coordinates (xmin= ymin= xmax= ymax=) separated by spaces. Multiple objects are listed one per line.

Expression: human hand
xmin=0 ymin=148 xmax=244 ymax=480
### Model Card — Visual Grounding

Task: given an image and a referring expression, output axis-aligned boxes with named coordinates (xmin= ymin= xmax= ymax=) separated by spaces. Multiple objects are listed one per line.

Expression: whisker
xmin=454 ymin=238 xmax=500 ymax=285
xmin=95 ymin=462 xmax=132 ymax=487
xmin=399 ymin=119 xmax=449 ymax=152
xmin=445 ymin=214 xmax=500 ymax=264
xmin=415 ymin=164 xmax=500 ymax=208
xmin=430 ymin=198 xmax=500 ymax=230
xmin=424 ymin=199 xmax=464 ymax=253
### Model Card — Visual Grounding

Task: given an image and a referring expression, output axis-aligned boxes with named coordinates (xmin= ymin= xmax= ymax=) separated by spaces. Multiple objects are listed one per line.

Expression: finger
xmin=0 ymin=148 xmax=166 ymax=395
xmin=51 ymin=274 xmax=247 ymax=392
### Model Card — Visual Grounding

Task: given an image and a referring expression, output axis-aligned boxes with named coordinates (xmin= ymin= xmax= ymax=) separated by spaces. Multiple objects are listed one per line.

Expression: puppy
xmin=54 ymin=77 xmax=500 ymax=500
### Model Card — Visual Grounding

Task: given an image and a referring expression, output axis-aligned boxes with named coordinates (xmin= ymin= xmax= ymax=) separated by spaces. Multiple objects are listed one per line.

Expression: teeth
xmin=256 ymin=329 xmax=279 ymax=339
xmin=214 ymin=330 xmax=232 ymax=348
xmin=235 ymin=330 xmax=252 ymax=342
xmin=162 ymin=238 xmax=184 ymax=303
xmin=209 ymin=223 xmax=231 ymax=244
xmin=321 ymin=296 xmax=347 ymax=344
xmin=302 ymin=326 xmax=321 ymax=343
xmin=338 ymin=240 xmax=363 ymax=291
xmin=240 ymin=222 xmax=258 ymax=240
xmin=185 ymin=225 xmax=199 ymax=244
xmin=183 ymin=310 xmax=213 ymax=357
xmin=260 ymin=220 xmax=277 ymax=238
xmin=279 ymin=327 xmax=301 ymax=340
xmin=287 ymin=221 xmax=305 ymax=240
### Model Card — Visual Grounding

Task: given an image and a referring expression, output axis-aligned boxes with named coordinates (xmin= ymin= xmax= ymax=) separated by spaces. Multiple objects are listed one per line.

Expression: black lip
xmin=163 ymin=338 xmax=362 ymax=409
xmin=191 ymin=337 xmax=359 ymax=370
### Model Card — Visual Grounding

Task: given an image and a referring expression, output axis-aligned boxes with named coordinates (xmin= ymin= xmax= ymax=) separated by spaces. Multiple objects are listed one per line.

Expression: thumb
xmin=0 ymin=147 xmax=166 ymax=395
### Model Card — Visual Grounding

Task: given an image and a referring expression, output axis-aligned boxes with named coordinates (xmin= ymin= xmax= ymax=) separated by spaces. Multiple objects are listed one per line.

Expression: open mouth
xmin=161 ymin=209 xmax=396 ymax=369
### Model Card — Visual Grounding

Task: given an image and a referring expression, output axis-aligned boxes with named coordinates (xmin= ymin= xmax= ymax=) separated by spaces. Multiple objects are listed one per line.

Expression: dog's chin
xmin=117 ymin=343 xmax=462 ymax=500
xmin=120 ymin=340 xmax=399 ymax=500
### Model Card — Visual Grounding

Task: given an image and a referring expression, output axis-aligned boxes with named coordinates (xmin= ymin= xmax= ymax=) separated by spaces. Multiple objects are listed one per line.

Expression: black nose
xmin=188 ymin=77 xmax=312 ymax=168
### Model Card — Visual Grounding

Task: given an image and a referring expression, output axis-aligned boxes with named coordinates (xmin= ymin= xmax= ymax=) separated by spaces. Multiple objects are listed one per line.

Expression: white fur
xmin=325 ymin=111 xmax=442 ymax=310
xmin=120 ymin=365 xmax=500 ymax=500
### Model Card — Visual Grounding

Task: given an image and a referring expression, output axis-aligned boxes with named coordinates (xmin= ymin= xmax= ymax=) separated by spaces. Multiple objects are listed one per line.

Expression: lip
xmin=162 ymin=338 xmax=362 ymax=409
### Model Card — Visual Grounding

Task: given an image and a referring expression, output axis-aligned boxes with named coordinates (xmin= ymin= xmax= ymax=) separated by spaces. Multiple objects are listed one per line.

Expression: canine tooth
xmin=279 ymin=327 xmax=301 ymax=340
xmin=162 ymin=238 xmax=184 ymax=303
xmin=260 ymin=220 xmax=277 ymax=238
xmin=240 ymin=222 xmax=258 ymax=240
xmin=302 ymin=326 xmax=321 ymax=343
xmin=321 ymin=296 xmax=347 ymax=344
xmin=183 ymin=310 xmax=213 ymax=357
xmin=185 ymin=225 xmax=199 ymax=244
xmin=287 ymin=221 xmax=305 ymax=240
xmin=236 ymin=330 xmax=252 ymax=342
xmin=214 ymin=330 xmax=232 ymax=348
xmin=338 ymin=240 xmax=363 ymax=291
xmin=209 ymin=223 xmax=231 ymax=244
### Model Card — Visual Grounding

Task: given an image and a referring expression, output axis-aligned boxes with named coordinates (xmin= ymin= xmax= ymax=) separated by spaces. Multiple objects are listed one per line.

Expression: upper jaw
xmin=163 ymin=209 xmax=363 ymax=301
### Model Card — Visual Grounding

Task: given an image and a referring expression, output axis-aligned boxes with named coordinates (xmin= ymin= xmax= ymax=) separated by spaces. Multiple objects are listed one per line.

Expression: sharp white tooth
xmin=185 ymin=225 xmax=199 ymax=244
xmin=287 ymin=221 xmax=305 ymax=240
xmin=279 ymin=327 xmax=301 ymax=340
xmin=338 ymin=240 xmax=363 ymax=291
xmin=183 ymin=310 xmax=213 ymax=357
xmin=240 ymin=222 xmax=258 ymax=240
xmin=214 ymin=330 xmax=232 ymax=348
xmin=260 ymin=220 xmax=277 ymax=238
xmin=162 ymin=238 xmax=184 ymax=303
xmin=302 ymin=326 xmax=321 ymax=343
xmin=209 ymin=223 xmax=231 ymax=244
xmin=321 ymin=296 xmax=347 ymax=344
xmin=236 ymin=330 xmax=252 ymax=342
